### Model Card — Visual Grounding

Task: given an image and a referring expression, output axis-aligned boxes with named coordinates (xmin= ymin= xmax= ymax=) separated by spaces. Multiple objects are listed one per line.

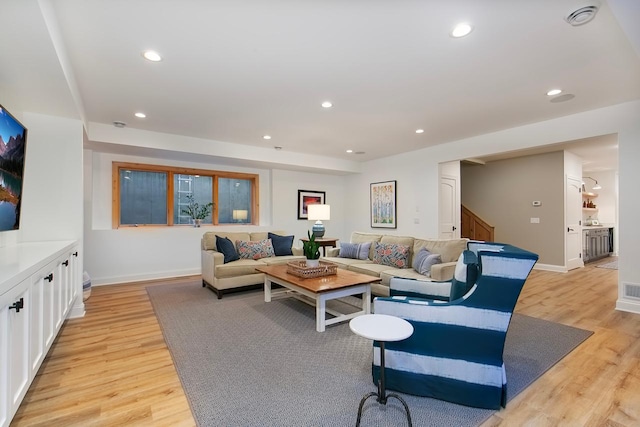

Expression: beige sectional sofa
xmin=322 ymin=232 xmax=468 ymax=297
xmin=201 ymin=231 xmax=304 ymax=298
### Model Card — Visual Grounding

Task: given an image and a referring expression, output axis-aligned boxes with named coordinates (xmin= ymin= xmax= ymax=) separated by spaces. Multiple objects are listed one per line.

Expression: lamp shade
xmin=232 ymin=209 xmax=248 ymax=221
xmin=308 ymin=204 xmax=330 ymax=221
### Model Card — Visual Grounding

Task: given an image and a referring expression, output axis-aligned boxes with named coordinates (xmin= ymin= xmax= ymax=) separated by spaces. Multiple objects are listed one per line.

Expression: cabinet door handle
xmin=45 ymin=273 xmax=54 ymax=282
xmin=63 ymin=260 xmax=69 ymax=267
xmin=73 ymin=251 xmax=78 ymax=257
xmin=9 ymin=298 xmax=24 ymax=313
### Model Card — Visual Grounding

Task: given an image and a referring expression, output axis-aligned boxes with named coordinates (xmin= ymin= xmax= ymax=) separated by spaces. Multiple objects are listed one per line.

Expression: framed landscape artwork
xmin=370 ymin=180 xmax=396 ymax=228
xmin=298 ymin=190 xmax=325 ymax=219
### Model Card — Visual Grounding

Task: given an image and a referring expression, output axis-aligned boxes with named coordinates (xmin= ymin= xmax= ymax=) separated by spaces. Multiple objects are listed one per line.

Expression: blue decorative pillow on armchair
xmin=449 ymin=250 xmax=478 ymax=300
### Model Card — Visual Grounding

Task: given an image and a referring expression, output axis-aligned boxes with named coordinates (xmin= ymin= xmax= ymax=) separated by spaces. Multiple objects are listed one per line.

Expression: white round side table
xmin=350 ymin=314 xmax=414 ymax=427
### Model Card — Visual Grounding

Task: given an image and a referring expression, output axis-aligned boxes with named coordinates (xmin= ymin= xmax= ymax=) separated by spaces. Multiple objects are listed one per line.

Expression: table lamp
xmin=232 ymin=209 xmax=248 ymax=223
xmin=308 ymin=204 xmax=330 ymax=238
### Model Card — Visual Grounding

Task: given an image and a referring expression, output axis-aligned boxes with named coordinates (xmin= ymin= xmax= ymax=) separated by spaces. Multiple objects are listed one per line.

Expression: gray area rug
xmin=147 ymin=282 xmax=593 ymax=427
xmin=596 ymin=259 xmax=618 ymax=270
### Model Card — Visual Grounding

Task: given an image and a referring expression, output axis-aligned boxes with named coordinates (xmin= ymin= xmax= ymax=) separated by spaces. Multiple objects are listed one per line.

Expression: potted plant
xmin=181 ymin=194 xmax=213 ymax=227
xmin=303 ymin=230 xmax=321 ymax=267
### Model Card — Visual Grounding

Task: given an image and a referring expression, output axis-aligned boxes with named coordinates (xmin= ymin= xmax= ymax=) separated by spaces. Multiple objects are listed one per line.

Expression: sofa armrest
xmin=326 ymin=247 xmax=340 ymax=257
xmin=430 ymin=261 xmax=456 ymax=281
xmin=201 ymin=249 xmax=224 ymax=284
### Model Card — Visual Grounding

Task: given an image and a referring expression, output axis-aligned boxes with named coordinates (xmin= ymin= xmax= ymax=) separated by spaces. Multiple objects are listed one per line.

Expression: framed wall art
xmin=370 ymin=180 xmax=396 ymax=228
xmin=298 ymin=190 xmax=325 ymax=219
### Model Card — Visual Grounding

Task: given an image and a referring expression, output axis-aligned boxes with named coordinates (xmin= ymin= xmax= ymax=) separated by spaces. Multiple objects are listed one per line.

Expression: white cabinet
xmin=1 ymin=280 xmax=31 ymax=424
xmin=0 ymin=241 xmax=79 ymax=427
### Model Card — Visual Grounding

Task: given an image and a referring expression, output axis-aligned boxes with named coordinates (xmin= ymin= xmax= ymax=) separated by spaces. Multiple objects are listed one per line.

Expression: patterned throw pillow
xmin=412 ymin=247 xmax=442 ymax=276
xmin=236 ymin=239 xmax=275 ymax=260
xmin=338 ymin=242 xmax=372 ymax=260
xmin=372 ymin=242 xmax=410 ymax=268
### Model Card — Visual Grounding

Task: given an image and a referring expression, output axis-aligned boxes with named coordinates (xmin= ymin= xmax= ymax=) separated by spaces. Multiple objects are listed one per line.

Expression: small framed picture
xmin=370 ymin=180 xmax=397 ymax=228
xmin=298 ymin=190 xmax=326 ymax=220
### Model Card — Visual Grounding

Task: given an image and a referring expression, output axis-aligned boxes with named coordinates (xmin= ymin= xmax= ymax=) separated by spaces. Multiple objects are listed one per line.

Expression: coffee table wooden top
xmin=255 ymin=264 xmax=380 ymax=294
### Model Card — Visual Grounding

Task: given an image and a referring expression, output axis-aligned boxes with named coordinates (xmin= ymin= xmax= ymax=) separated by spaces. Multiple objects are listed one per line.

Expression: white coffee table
xmin=350 ymin=314 xmax=414 ymax=427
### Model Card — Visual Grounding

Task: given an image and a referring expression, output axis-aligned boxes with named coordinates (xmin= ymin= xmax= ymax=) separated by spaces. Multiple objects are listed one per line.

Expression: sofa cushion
xmin=250 ymin=230 xmax=286 ymax=242
xmin=322 ymin=256 xmax=372 ymax=269
xmin=412 ymin=248 xmax=442 ymax=276
xmin=380 ymin=268 xmax=436 ymax=286
xmin=268 ymin=232 xmax=294 ymax=256
xmin=261 ymin=255 xmax=305 ymax=266
xmin=215 ymin=259 xmax=266 ymax=278
xmin=216 ymin=235 xmax=240 ymax=263
xmin=202 ymin=232 xmax=218 ymax=251
xmin=372 ymin=242 xmax=410 ymax=269
xmin=338 ymin=242 xmax=372 ymax=260
xmin=350 ymin=232 xmax=384 ymax=259
xmin=236 ymin=239 xmax=275 ymax=260
xmin=347 ymin=262 xmax=391 ymax=278
xmin=413 ymin=238 xmax=467 ymax=263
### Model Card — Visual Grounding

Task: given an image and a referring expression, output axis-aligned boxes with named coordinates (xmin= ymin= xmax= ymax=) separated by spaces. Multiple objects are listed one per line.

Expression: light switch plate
xmin=530 ymin=217 xmax=540 ymax=223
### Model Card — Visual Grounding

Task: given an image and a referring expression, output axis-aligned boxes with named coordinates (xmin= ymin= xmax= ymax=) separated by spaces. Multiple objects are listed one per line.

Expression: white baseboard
xmin=615 ymin=299 xmax=640 ymax=315
xmin=91 ymin=268 xmax=201 ymax=286
xmin=533 ymin=263 xmax=568 ymax=273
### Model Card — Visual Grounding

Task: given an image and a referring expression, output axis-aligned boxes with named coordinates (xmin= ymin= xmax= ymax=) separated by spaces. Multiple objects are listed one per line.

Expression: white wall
xmin=0 ymin=110 xmax=85 ymax=315
xmin=343 ymin=150 xmax=441 ymax=240
xmin=584 ymin=171 xmax=618 ymax=226
xmin=20 ymin=113 xmax=83 ymax=242
xmin=271 ymin=169 xmax=347 ymax=244
xmin=84 ymin=151 xmax=350 ymax=284
xmin=344 ymin=101 xmax=640 ymax=313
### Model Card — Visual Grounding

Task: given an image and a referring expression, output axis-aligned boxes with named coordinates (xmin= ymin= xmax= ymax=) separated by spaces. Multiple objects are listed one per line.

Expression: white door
xmin=566 ymin=175 xmax=583 ymax=270
xmin=439 ymin=175 xmax=460 ymax=239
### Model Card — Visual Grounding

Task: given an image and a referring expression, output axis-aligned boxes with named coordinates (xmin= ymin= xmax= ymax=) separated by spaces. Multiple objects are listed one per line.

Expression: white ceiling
xmin=1 ymin=0 xmax=639 ymax=168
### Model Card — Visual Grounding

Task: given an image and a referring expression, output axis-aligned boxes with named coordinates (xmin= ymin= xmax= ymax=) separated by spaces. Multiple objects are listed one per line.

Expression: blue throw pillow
xmin=338 ymin=242 xmax=371 ymax=260
xmin=412 ymin=248 xmax=442 ymax=276
xmin=268 ymin=233 xmax=294 ymax=256
xmin=216 ymin=235 xmax=240 ymax=263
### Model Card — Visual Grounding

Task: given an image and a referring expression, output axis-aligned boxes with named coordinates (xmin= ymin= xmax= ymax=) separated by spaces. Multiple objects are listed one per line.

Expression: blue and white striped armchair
xmin=371 ymin=242 xmax=538 ymax=409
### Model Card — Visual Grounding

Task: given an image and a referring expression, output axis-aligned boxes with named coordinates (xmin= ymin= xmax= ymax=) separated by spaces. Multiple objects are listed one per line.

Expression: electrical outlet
xmin=530 ymin=217 xmax=540 ymax=224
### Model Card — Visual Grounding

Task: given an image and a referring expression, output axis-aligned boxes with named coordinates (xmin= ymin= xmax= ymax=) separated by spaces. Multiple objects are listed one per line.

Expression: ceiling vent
xmin=113 ymin=121 xmax=127 ymax=128
xmin=565 ymin=5 xmax=599 ymax=26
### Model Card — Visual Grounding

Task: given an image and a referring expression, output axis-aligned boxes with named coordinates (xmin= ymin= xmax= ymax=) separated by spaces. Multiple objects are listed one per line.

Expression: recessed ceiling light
xmin=134 ymin=112 xmax=146 ymax=118
xmin=263 ymin=135 xmax=272 ymax=140
xmin=142 ymin=50 xmax=162 ymax=62
xmin=451 ymin=23 xmax=473 ymax=38
xmin=415 ymin=129 xmax=424 ymax=134
xmin=346 ymin=149 xmax=353 ymax=153
xmin=547 ymin=89 xmax=562 ymax=96
xmin=321 ymin=101 xmax=333 ymax=108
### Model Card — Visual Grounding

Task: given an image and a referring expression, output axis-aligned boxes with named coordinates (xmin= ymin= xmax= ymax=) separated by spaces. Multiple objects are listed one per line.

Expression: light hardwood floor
xmin=12 ymin=259 xmax=640 ymax=426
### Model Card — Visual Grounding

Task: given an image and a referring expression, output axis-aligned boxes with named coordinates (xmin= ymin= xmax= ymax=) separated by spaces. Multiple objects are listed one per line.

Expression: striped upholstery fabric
xmin=372 ymin=242 xmax=538 ymax=409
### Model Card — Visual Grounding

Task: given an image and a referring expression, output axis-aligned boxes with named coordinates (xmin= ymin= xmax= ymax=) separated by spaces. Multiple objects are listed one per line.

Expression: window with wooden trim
xmin=112 ymin=162 xmax=259 ymax=227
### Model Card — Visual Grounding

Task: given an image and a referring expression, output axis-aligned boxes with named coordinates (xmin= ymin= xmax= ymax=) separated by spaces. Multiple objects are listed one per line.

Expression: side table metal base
xmin=355 ymin=383 xmax=413 ymax=427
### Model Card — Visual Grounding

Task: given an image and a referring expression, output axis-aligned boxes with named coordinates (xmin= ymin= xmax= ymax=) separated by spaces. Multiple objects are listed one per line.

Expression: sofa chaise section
xmin=322 ymin=232 xmax=467 ymax=297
